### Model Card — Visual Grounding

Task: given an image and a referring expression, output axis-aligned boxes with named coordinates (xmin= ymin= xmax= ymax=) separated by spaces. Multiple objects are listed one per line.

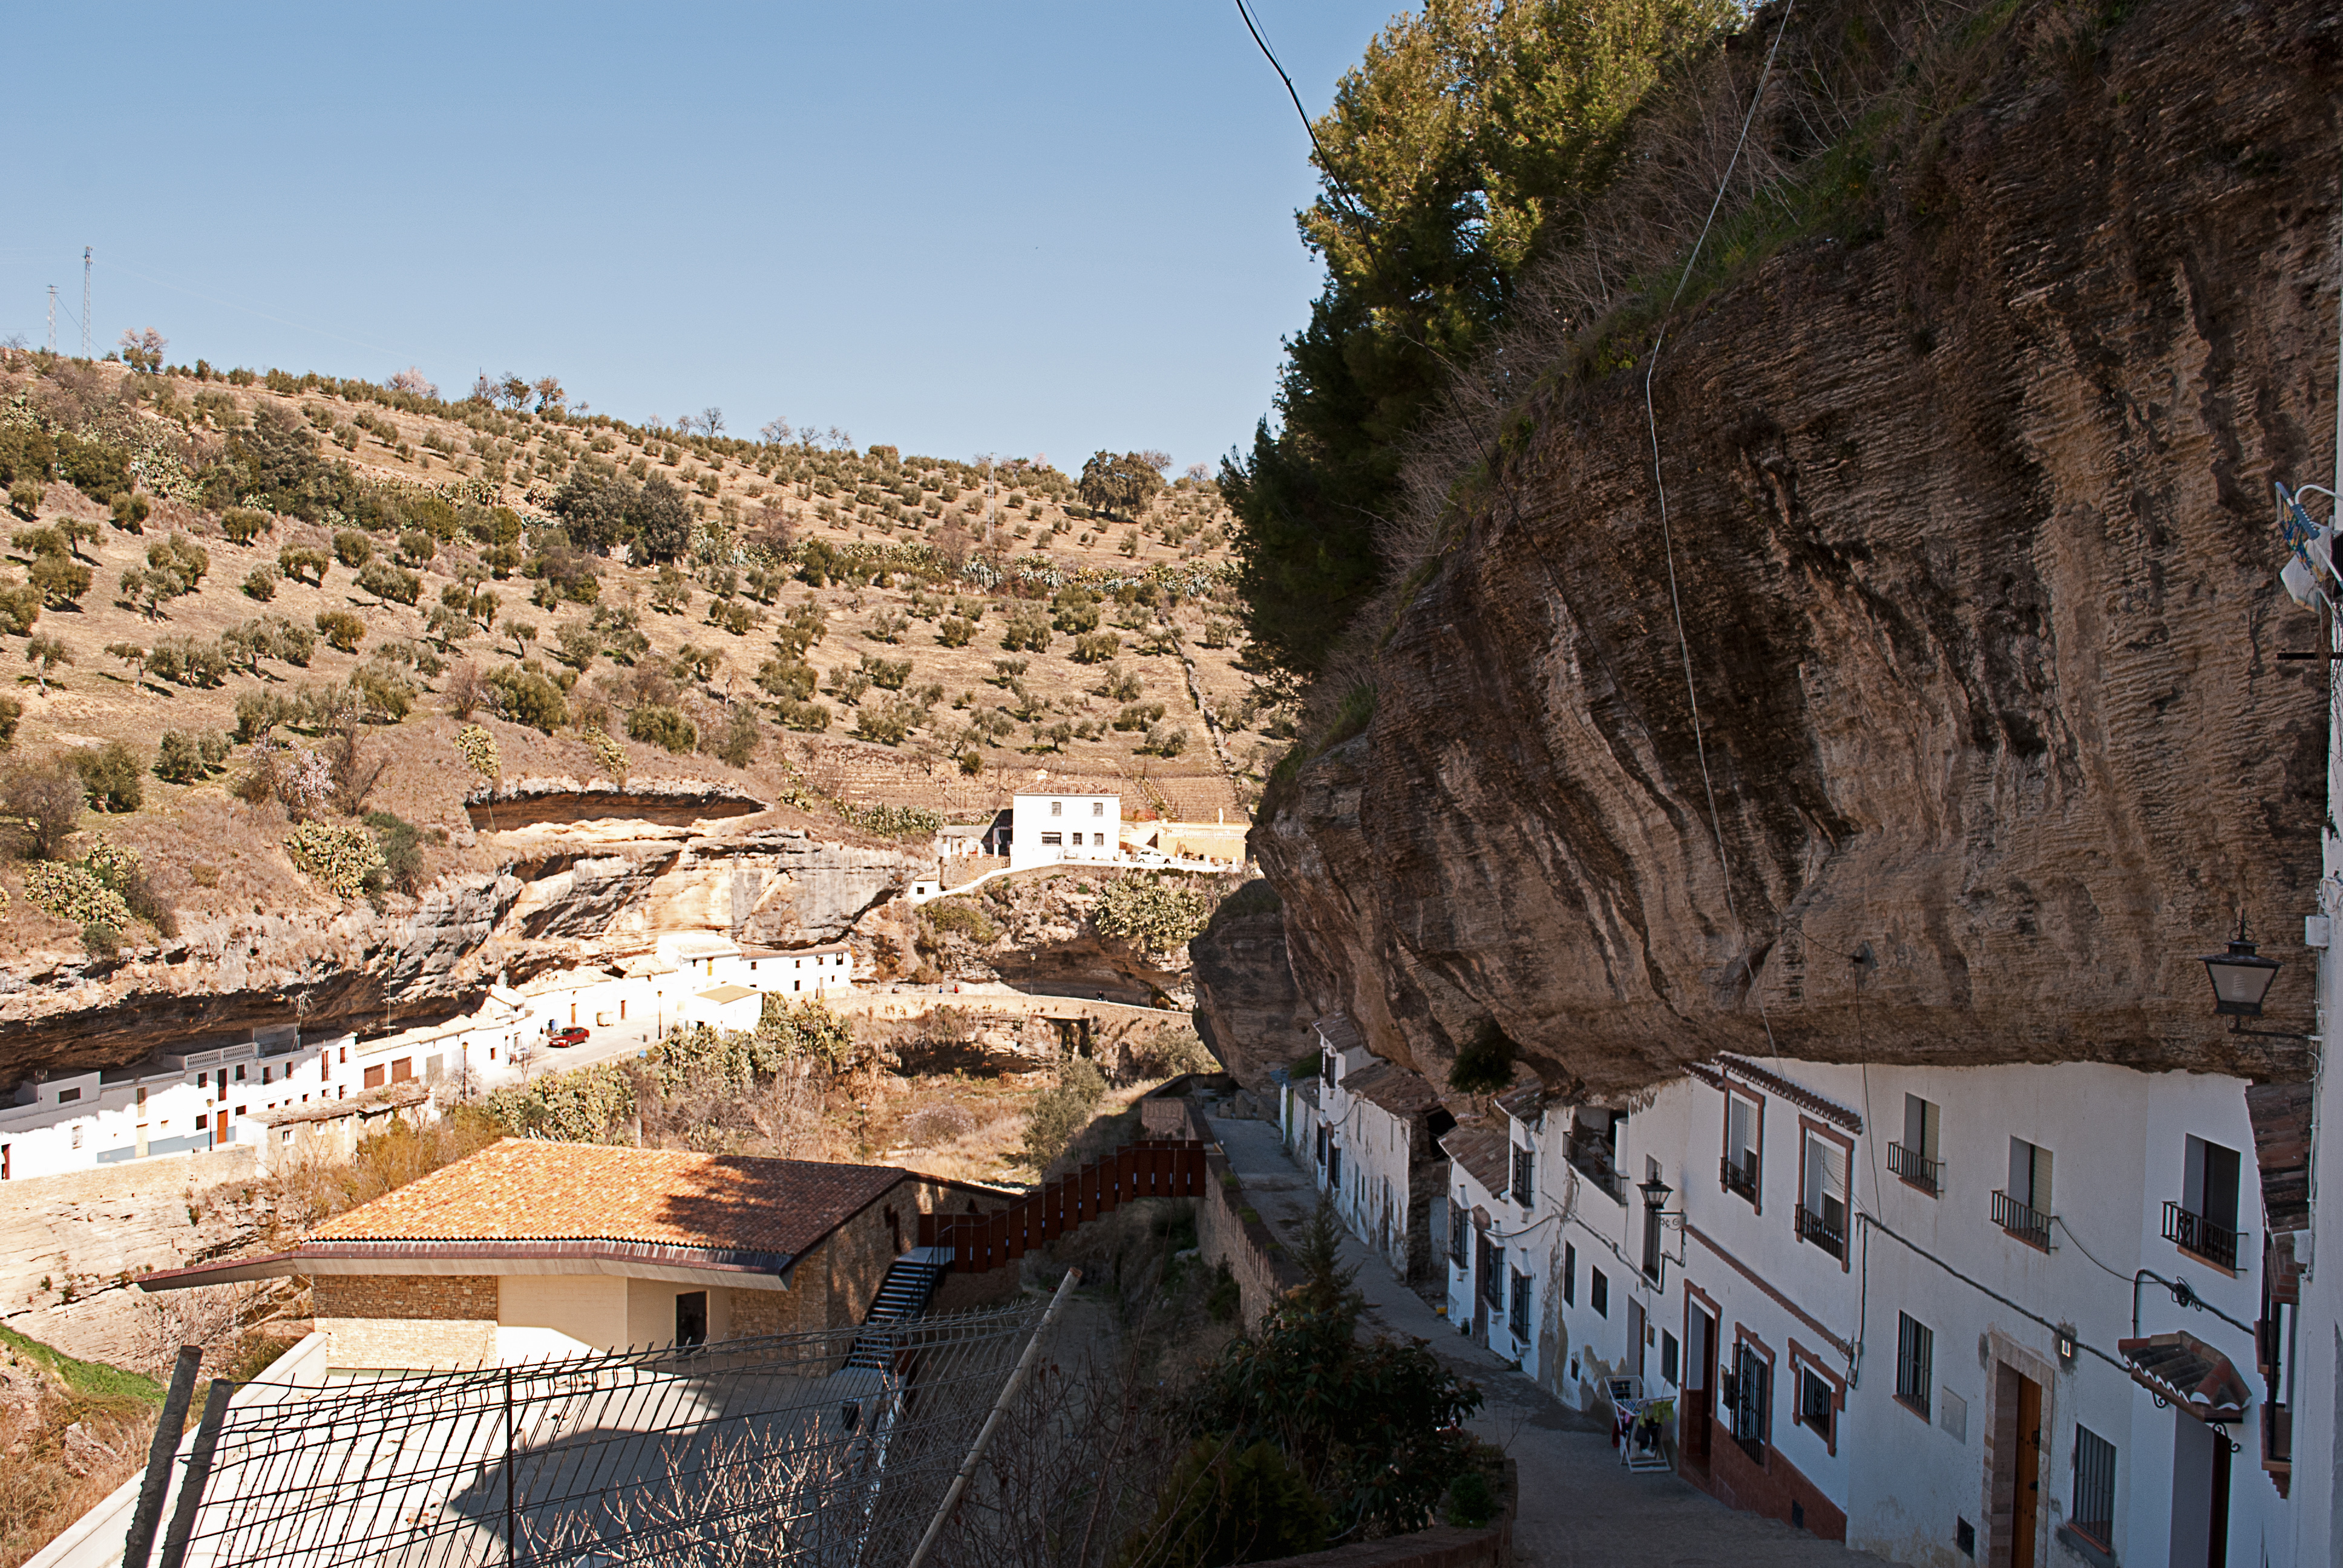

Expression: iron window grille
xmin=1795 ymin=1203 xmax=1847 ymax=1261
xmin=1566 ymin=1128 xmax=1626 ymax=1203
xmin=1561 ymin=1243 xmax=1576 ymax=1306
xmin=1887 ymin=1141 xmax=1943 ymax=1195
xmin=1590 ymin=1267 xmax=1608 ymax=1319
xmin=1720 ymin=1154 xmax=1758 ymax=1201
xmin=1895 ymin=1313 xmax=1933 ymax=1419
xmin=1992 ymin=1189 xmax=2052 ymax=1249
xmin=1511 ymin=1145 xmax=1535 ymax=1207
xmin=2069 ymin=1425 xmax=2117 ymax=1551
xmin=2161 ymin=1200 xmax=2241 ymax=1270
xmin=1478 ymin=1235 xmax=1504 ymax=1308
xmin=1448 ymin=1200 xmax=1468 ymax=1269
xmin=1798 ymin=1365 xmax=1833 ymax=1442
xmin=1729 ymin=1344 xmax=1770 ymax=1462
xmin=1509 ymin=1270 xmax=1532 ymax=1342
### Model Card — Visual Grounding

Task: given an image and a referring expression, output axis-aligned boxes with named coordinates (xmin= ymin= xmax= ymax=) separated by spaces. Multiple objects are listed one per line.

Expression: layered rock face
xmin=1253 ymin=0 xmax=2339 ymax=1095
xmin=0 ymin=792 xmax=925 ymax=1082
xmin=1189 ymin=886 xmax=1311 ymax=1089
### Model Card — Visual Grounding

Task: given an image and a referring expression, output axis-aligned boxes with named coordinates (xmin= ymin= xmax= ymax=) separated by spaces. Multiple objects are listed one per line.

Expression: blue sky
xmin=0 ymin=2 xmax=1409 ymax=474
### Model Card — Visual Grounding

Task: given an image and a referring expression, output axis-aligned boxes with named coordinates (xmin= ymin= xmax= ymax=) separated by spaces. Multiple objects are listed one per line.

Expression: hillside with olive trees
xmin=0 ymin=347 xmax=1279 ymax=991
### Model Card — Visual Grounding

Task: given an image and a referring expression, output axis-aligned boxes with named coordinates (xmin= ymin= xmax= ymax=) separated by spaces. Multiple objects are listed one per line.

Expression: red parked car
xmin=549 ymin=1027 xmax=589 ymax=1048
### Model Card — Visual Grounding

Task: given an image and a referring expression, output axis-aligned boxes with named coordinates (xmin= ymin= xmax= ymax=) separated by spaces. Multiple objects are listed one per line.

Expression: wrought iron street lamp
xmin=1638 ymin=1175 xmax=1675 ymax=1212
xmin=2198 ymin=918 xmax=2281 ymax=1024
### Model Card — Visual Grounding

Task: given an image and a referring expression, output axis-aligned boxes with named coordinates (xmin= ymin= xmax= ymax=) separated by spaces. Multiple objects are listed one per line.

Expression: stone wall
xmin=1197 ymin=1151 xmax=1302 ymax=1330
xmin=314 ymin=1273 xmax=497 ymax=1368
xmin=0 ymin=1145 xmax=262 ymax=1315
xmin=732 ymin=1175 xmax=1017 ymax=1337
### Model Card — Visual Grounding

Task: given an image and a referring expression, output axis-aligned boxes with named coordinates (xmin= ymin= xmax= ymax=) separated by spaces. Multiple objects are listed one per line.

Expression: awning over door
xmin=2117 ymin=1331 xmax=2251 ymax=1423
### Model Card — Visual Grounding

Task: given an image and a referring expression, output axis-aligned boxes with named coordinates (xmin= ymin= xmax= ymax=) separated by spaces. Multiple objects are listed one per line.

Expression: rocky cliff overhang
xmin=1252 ymin=0 xmax=2338 ymax=1096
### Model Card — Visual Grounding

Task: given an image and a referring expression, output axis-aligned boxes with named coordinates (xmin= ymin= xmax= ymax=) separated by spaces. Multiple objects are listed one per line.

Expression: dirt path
xmin=1208 ymin=1112 xmax=1887 ymax=1568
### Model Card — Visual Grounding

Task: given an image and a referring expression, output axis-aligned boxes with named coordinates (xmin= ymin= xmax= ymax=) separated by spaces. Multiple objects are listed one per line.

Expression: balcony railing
xmin=1795 ymin=1204 xmax=1846 ymax=1259
xmin=1566 ymin=1133 xmax=1627 ymax=1204
xmin=2162 ymin=1201 xmax=2241 ymax=1270
xmin=1887 ymin=1142 xmax=1942 ymax=1197
xmin=1992 ymin=1189 xmax=2051 ymax=1249
xmin=1720 ymin=1155 xmax=1758 ymax=1202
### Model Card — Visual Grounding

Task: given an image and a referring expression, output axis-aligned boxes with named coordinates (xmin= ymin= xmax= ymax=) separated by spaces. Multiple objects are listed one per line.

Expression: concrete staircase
xmin=844 ymin=1246 xmax=952 ymax=1370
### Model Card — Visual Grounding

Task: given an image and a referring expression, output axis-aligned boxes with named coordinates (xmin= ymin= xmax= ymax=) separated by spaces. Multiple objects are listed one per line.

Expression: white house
xmin=1307 ymin=1013 xmax=1453 ymax=1282
xmin=1440 ymin=1054 xmax=2289 ymax=1564
xmin=685 ymin=984 xmax=765 ymax=1032
xmin=1008 ymin=791 xmax=1121 ymax=872
xmin=736 ymin=943 xmax=855 ymax=998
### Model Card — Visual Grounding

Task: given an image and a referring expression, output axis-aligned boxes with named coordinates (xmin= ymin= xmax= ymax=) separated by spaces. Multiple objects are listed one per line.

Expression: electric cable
xmin=1231 ymin=0 xmax=1368 ymax=226
xmin=1640 ymin=4 xmax=1798 ymax=1059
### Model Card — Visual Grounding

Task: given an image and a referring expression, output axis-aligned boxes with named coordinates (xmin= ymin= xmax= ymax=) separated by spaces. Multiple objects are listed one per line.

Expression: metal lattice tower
xmin=80 ymin=247 xmax=91 ymax=359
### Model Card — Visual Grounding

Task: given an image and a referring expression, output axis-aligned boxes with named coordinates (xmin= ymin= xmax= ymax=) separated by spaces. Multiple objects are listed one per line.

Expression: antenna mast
xmin=80 ymin=247 xmax=92 ymax=360
xmin=46 ymin=286 xmax=56 ymax=354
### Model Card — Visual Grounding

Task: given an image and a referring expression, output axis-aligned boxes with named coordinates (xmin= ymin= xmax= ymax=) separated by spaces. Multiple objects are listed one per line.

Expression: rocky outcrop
xmin=1251 ymin=0 xmax=2338 ymax=1095
xmin=0 ymin=814 xmax=925 ymax=1086
xmin=1189 ymin=884 xmax=1311 ymax=1090
xmin=911 ymin=872 xmax=1198 ymax=1007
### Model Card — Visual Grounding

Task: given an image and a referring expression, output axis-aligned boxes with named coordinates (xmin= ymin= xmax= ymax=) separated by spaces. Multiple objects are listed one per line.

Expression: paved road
xmin=1209 ymin=1113 xmax=1886 ymax=1568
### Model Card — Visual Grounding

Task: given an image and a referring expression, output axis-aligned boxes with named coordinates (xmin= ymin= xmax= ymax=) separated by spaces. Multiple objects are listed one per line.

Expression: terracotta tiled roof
xmin=1494 ymin=1083 xmax=1545 ymax=1122
xmin=2248 ymin=1081 xmax=2312 ymax=1233
xmin=1343 ymin=1061 xmax=1442 ymax=1120
xmin=309 ymin=1139 xmax=911 ymax=1259
xmin=1440 ymin=1122 xmax=1512 ymax=1196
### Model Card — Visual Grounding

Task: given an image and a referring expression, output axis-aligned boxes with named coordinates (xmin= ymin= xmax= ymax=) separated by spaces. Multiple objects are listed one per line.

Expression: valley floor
xmin=1208 ymin=1112 xmax=1885 ymax=1568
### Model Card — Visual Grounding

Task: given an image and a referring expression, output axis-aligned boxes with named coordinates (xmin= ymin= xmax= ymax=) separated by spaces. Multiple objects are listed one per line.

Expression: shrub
xmin=356 ymin=560 xmax=421 ymax=605
xmin=283 ymin=820 xmax=387 ymax=900
xmin=1126 ymin=1440 xmax=1331 ymax=1568
xmin=921 ymin=899 xmax=998 ymax=946
xmin=395 ymin=528 xmax=436 ymax=565
xmin=1021 ymin=1057 xmax=1107 ymax=1171
xmin=1094 ymin=873 xmax=1214 ymax=956
xmin=148 ymin=533 xmax=208 ymax=588
xmin=712 ymin=705 xmax=760 ymax=768
xmin=486 ymin=664 xmax=568 ymax=733
xmin=234 ymin=689 xmax=294 ymax=743
xmin=1 ymin=758 xmax=84 ymax=857
xmin=1141 ymin=722 xmax=1190 ymax=757
xmin=581 ymin=726 xmax=628 ymax=785
xmin=0 ymin=582 xmax=39 ymax=633
xmin=1073 ymin=630 xmax=1120 ymax=664
xmin=82 ymin=921 xmax=122 ymax=962
xmin=627 ymin=703 xmax=696 ymax=754
xmin=774 ymin=697 xmax=830 ymax=731
xmin=146 ymin=636 xmax=228 ymax=687
xmin=860 ymin=653 xmax=911 ymax=690
xmin=220 ymin=508 xmax=272 ymax=543
xmin=1447 ymin=1020 xmax=1518 ymax=1096
xmin=998 ymin=607 xmax=1052 ymax=653
xmin=352 ymin=661 xmax=415 ymax=722
xmin=0 ymin=694 xmax=17 ymax=750
xmin=1113 ymin=701 xmax=1166 ymax=732
xmin=456 ymin=723 xmax=500 ymax=781
xmin=29 ymin=554 xmax=91 ymax=607
xmin=7 ymin=479 xmax=40 ymax=518
xmin=315 ymin=610 xmax=366 ymax=652
xmin=936 ymin=615 xmax=974 ymax=647
xmin=74 ymin=742 xmax=144 ymax=814
xmin=57 ymin=434 xmax=131 ymax=501
xmin=242 ymin=564 xmax=280 ymax=600
xmin=853 ymin=699 xmax=917 ymax=746
xmin=278 ymin=544 xmax=329 ymax=586
xmin=365 ymin=810 xmax=426 ymax=895
xmin=755 ymin=658 xmax=816 ymax=701
xmin=154 ymin=730 xmax=211 ymax=783
xmin=331 ymin=529 xmax=374 ymax=568
xmin=22 ymin=863 xmax=133 ymax=932
xmin=710 ymin=597 xmax=758 ymax=635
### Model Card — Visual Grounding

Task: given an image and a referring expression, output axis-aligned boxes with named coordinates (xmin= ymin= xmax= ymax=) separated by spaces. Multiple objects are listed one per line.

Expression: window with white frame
xmin=1723 ymin=1092 xmax=1760 ymax=1201
xmin=1798 ymin=1131 xmax=1849 ymax=1260
xmin=1997 ymin=1138 xmax=2053 ymax=1246
xmin=1892 ymin=1092 xmax=1942 ymax=1195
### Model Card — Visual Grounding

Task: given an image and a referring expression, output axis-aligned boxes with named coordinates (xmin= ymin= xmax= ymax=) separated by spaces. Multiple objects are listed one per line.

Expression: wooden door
xmin=1683 ymin=1308 xmax=1715 ymax=1470
xmin=2011 ymin=1374 xmax=2042 ymax=1568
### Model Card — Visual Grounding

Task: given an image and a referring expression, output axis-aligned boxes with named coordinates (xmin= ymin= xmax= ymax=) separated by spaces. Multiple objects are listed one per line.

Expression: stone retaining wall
xmin=1196 ymin=1148 xmax=1302 ymax=1330
xmin=1 ymin=1143 xmax=263 ymax=1313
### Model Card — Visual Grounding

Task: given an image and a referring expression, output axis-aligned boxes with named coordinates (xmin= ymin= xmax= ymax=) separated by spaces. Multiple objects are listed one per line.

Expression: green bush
xmin=860 ymin=653 xmax=911 ymax=690
xmin=1095 ymin=874 xmax=1214 ymax=956
xmin=755 ymin=657 xmax=816 ymax=701
xmin=365 ymin=809 xmax=427 ymax=895
xmin=153 ymin=730 xmax=228 ymax=783
xmin=29 ymin=553 xmax=91 ymax=607
xmin=0 ymin=582 xmax=39 ymax=634
xmin=627 ymin=703 xmax=697 ymax=754
xmin=1073 ymin=630 xmax=1120 ymax=664
xmin=315 ymin=609 xmax=367 ymax=652
xmin=1447 ymin=1020 xmax=1517 ymax=1096
xmin=922 ymin=898 xmax=998 ymax=946
xmin=487 ymin=664 xmax=568 ymax=733
xmin=775 ymin=697 xmax=830 ymax=731
xmin=242 ymin=564 xmax=280 ymax=600
xmin=74 ymin=742 xmax=145 ymax=813
xmin=56 ymin=434 xmax=131 ymax=501
xmin=1123 ymin=1440 xmax=1330 ymax=1568
xmin=936 ymin=615 xmax=974 ymax=647
xmin=1141 ymin=722 xmax=1190 ymax=758
xmin=712 ymin=705 xmax=761 ymax=768
xmin=220 ymin=508 xmax=272 ymax=543
xmin=332 ymin=529 xmax=374 ymax=568
xmin=357 ymin=560 xmax=421 ymax=604
xmin=278 ymin=544 xmax=329 ymax=586
xmin=1021 ymin=1057 xmax=1107 ymax=1171
xmin=283 ymin=820 xmax=387 ymax=900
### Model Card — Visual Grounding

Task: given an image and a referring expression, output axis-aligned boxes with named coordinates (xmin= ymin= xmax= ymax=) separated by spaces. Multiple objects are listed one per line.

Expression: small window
xmin=1509 ymin=1270 xmax=1531 ymax=1341
xmin=1590 ymin=1267 xmax=1608 ymax=1318
xmin=1729 ymin=1342 xmax=1771 ymax=1457
xmin=1800 ymin=1132 xmax=1849 ymax=1259
xmin=1477 ymin=1233 xmax=1503 ymax=1307
xmin=1893 ymin=1093 xmax=1943 ymax=1194
xmin=1049 ymin=800 xmax=1063 ymax=817
xmin=390 ymin=1058 xmax=413 ymax=1084
xmin=1661 ymin=1330 xmax=1680 ymax=1386
xmin=1562 ymin=1243 xmax=1576 ymax=1305
xmin=1999 ymin=1138 xmax=2053 ymax=1245
xmin=1895 ymin=1313 xmax=1933 ymax=1419
xmin=1798 ymin=1365 xmax=1834 ymax=1440
xmin=363 ymin=1065 xmax=385 ymax=1090
xmin=197 ymin=1073 xmax=208 ymax=1088
xmin=1724 ymin=1093 xmax=1760 ymax=1200
xmin=2171 ymin=1135 xmax=2243 ymax=1268
xmin=1447 ymin=1199 xmax=1467 ymax=1267
xmin=1092 ymin=800 xmax=1104 ymax=817
xmin=2070 ymin=1426 xmax=2117 ymax=1550
xmin=1040 ymin=832 xmax=1062 ymax=846
xmin=1510 ymin=1145 xmax=1535 ymax=1206
xmin=56 ymin=1086 xmax=80 ymax=1103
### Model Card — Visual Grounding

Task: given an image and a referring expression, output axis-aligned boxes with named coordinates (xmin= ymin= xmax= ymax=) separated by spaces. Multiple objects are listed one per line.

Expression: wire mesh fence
xmin=148 ymin=1302 xmax=1046 ymax=1568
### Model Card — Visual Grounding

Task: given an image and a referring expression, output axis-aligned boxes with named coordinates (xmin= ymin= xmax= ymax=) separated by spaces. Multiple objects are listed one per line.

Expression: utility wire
xmin=1232 ymin=0 xmax=1370 ymax=226
xmin=1640 ymin=4 xmax=1798 ymax=1055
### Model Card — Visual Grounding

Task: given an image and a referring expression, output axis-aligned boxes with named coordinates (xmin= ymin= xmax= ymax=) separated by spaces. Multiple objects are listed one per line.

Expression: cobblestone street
xmin=1208 ymin=1113 xmax=1888 ymax=1568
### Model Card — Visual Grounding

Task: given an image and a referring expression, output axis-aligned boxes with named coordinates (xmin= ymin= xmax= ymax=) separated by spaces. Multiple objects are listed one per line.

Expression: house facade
xmin=139 ymin=1138 xmax=1017 ymax=1369
xmin=1305 ymin=1013 xmax=1453 ymax=1282
xmin=1007 ymin=791 xmax=1121 ymax=872
xmin=1441 ymin=1055 xmax=2290 ymax=1565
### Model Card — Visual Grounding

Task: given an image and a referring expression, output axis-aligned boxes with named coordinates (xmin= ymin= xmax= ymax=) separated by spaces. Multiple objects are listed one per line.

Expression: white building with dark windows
xmin=1441 ymin=1054 xmax=2292 ymax=1564
xmin=1306 ymin=1013 xmax=1453 ymax=1282
xmin=1007 ymin=791 xmax=1121 ymax=871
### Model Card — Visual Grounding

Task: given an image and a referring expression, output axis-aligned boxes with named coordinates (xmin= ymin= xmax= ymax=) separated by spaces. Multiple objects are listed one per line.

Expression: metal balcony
xmin=1887 ymin=1141 xmax=1942 ymax=1197
xmin=1720 ymin=1155 xmax=1758 ymax=1202
xmin=1795 ymin=1204 xmax=1846 ymax=1260
xmin=1566 ymin=1133 xmax=1627 ymax=1204
xmin=1992 ymin=1189 xmax=2051 ymax=1249
xmin=2162 ymin=1201 xmax=2241 ymax=1270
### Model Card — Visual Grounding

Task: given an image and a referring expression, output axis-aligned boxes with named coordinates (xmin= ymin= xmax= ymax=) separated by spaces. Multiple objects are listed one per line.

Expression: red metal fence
xmin=917 ymin=1139 xmax=1208 ymax=1273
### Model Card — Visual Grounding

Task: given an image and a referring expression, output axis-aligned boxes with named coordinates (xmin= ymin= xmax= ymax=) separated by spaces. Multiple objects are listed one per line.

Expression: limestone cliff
xmin=1247 ymin=0 xmax=2340 ymax=1095
xmin=0 ymin=783 xmax=926 ymax=1083
xmin=1188 ymin=883 xmax=1310 ymax=1089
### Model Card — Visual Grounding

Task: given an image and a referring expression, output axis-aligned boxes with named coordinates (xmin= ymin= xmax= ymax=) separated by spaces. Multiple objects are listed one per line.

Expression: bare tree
xmin=700 ymin=407 xmax=725 ymax=439
xmin=388 ymin=366 xmax=437 ymax=398
xmin=759 ymin=417 xmax=793 ymax=445
xmin=532 ymin=376 xmax=568 ymax=415
xmin=1137 ymin=449 xmax=1172 ymax=474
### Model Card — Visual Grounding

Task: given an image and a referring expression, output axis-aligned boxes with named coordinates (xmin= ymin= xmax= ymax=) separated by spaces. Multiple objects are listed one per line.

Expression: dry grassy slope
xmin=0 ymin=361 xmax=1273 ymax=933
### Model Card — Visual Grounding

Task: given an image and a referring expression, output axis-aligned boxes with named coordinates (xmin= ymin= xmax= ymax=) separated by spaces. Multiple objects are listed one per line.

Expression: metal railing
xmin=1993 ymin=1189 xmax=2052 ymax=1248
xmin=2161 ymin=1201 xmax=2241 ymax=1270
xmin=1887 ymin=1142 xmax=1942 ymax=1196
xmin=1795 ymin=1204 xmax=1846 ymax=1260
xmin=1719 ymin=1155 xmax=1758 ymax=1201
xmin=1565 ymin=1132 xmax=1626 ymax=1203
